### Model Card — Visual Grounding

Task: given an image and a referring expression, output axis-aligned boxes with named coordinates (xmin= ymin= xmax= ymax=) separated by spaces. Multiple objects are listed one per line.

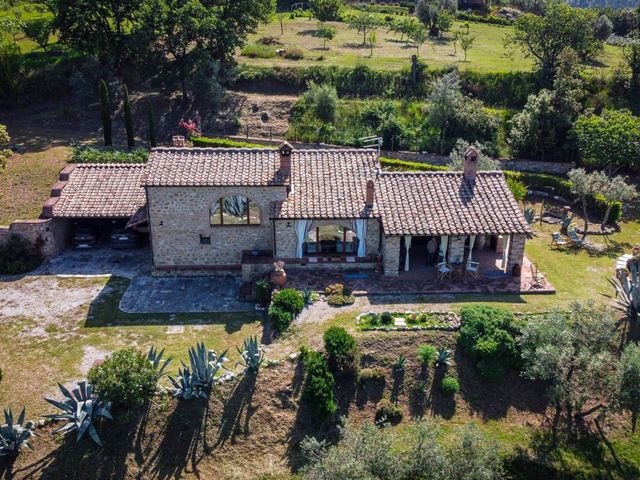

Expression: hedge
xmin=191 ymin=137 xmax=269 ymax=148
xmin=457 ymin=11 xmax=513 ymax=26
xmin=380 ymin=157 xmax=448 ymax=172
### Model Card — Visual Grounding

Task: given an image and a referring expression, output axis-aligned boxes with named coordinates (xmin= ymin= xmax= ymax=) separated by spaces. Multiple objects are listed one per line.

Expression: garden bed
xmin=356 ymin=311 xmax=460 ymax=331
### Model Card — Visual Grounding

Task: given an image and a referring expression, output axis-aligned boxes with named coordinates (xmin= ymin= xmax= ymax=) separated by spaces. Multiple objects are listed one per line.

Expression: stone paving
xmin=119 ymin=275 xmax=254 ymax=313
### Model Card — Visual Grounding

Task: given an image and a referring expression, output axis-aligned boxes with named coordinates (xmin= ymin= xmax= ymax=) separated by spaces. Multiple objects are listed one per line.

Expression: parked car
xmin=72 ymin=228 xmax=97 ymax=249
xmin=110 ymin=229 xmax=140 ymax=249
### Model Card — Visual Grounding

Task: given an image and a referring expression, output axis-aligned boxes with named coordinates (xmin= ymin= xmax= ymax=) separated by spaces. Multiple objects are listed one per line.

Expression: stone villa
xmin=38 ymin=142 xmax=531 ymax=280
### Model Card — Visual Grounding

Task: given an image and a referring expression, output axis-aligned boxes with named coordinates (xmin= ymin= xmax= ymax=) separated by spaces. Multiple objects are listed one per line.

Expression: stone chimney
xmin=463 ymin=146 xmax=479 ymax=183
xmin=365 ymin=180 xmax=375 ymax=207
xmin=279 ymin=141 xmax=293 ymax=176
xmin=172 ymin=135 xmax=186 ymax=147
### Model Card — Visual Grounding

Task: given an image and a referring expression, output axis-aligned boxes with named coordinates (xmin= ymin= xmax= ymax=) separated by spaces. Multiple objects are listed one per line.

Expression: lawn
xmin=238 ymin=16 xmax=624 ymax=74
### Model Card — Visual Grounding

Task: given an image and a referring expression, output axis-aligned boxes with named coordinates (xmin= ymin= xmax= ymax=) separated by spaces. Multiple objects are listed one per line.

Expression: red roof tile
xmin=51 ymin=164 xmax=147 ymax=218
xmin=376 ymin=171 xmax=531 ymax=236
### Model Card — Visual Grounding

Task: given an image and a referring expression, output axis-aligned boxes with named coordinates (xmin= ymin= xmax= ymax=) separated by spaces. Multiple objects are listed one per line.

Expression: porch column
xmin=382 ymin=236 xmax=401 ymax=276
xmin=404 ymin=235 xmax=412 ymax=271
xmin=468 ymin=235 xmax=476 ymax=262
xmin=506 ymin=234 xmax=526 ymax=275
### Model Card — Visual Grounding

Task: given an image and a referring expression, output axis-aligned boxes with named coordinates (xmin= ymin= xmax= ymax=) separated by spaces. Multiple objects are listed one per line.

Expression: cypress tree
xmin=99 ymin=80 xmax=112 ymax=146
xmin=147 ymin=100 xmax=156 ymax=148
xmin=123 ymin=85 xmax=134 ymax=150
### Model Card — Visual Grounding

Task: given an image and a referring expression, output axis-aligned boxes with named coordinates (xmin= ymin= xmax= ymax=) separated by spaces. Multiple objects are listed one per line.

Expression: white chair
xmin=465 ymin=261 xmax=480 ymax=279
xmin=437 ymin=261 xmax=451 ymax=281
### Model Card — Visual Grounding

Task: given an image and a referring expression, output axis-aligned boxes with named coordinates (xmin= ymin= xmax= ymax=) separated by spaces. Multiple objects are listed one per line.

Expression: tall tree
xmin=617 ymin=343 xmax=640 ymax=432
xmin=123 ymin=85 xmax=134 ymax=150
xmin=568 ymin=168 xmax=605 ymax=237
xmin=415 ymin=0 xmax=457 ymax=38
xmin=308 ymin=0 xmax=343 ymax=22
xmin=99 ymin=80 xmax=112 ymax=146
xmin=347 ymin=9 xmax=379 ymax=45
xmin=573 ymin=109 xmax=640 ymax=174
xmin=622 ymin=32 xmax=640 ymax=109
xmin=47 ymin=0 xmax=144 ymax=70
xmin=599 ymin=175 xmax=637 ymax=229
xmin=147 ymin=100 xmax=157 ymax=148
xmin=508 ymin=1 xmax=602 ymax=85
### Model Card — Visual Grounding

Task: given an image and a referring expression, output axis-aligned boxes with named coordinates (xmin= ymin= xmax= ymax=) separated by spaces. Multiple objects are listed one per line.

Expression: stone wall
xmin=274 ymin=218 xmax=380 ymax=258
xmin=147 ymin=186 xmax=287 ymax=267
xmin=506 ymin=234 xmax=526 ymax=274
xmin=382 ymin=235 xmax=401 ymax=276
xmin=0 ymin=218 xmax=69 ymax=258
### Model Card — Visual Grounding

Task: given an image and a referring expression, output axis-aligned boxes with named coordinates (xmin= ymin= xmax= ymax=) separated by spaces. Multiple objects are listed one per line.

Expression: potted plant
xmin=270 ymin=260 xmax=287 ymax=287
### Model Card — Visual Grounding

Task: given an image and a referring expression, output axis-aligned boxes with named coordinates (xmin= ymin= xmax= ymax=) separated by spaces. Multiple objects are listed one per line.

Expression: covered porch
xmin=284 ymin=255 xmax=554 ymax=295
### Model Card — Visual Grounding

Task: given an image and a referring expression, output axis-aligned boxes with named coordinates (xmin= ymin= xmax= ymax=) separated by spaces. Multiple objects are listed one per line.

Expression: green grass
xmin=0 ymin=2 xmax=57 ymax=54
xmin=238 ymin=16 xmax=624 ymax=74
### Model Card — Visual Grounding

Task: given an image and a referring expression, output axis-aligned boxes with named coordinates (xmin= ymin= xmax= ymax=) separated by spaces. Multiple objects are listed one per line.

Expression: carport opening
xmin=68 ymin=218 xmax=149 ymax=248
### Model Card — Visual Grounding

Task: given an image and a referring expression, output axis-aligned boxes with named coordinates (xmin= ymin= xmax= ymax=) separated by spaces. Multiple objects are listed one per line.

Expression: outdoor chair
xmin=437 ymin=261 xmax=452 ymax=281
xmin=568 ymin=229 xmax=585 ymax=247
xmin=550 ymin=232 xmax=568 ymax=248
xmin=465 ymin=261 xmax=480 ymax=279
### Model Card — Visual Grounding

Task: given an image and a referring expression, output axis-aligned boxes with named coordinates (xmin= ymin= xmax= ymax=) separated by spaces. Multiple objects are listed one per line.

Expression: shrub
xmin=441 ymin=377 xmax=460 ymax=395
xmin=269 ymin=305 xmax=294 ymax=333
xmin=325 ymin=283 xmax=348 ymax=296
xmin=357 ymin=367 xmax=387 ymax=384
xmin=302 ymin=350 xmax=336 ymax=420
xmin=380 ymin=311 xmax=394 ymax=325
xmin=0 ymin=234 xmax=42 ymax=275
xmin=272 ymin=288 xmax=305 ymax=316
xmin=283 ymin=47 xmax=305 ymax=60
xmin=190 ymin=137 xmax=267 ymax=148
xmin=459 ymin=305 xmax=520 ymax=380
xmin=309 ymin=0 xmax=343 ymax=21
xmin=254 ymin=279 xmax=271 ymax=305
xmin=303 ymin=82 xmax=338 ymax=123
xmin=70 ymin=146 xmax=148 ymax=163
xmin=417 ymin=344 xmax=437 ymax=366
xmin=375 ymin=398 xmax=403 ymax=423
xmin=327 ymin=293 xmax=356 ymax=306
xmin=323 ymin=326 xmax=357 ymax=373
xmin=88 ymin=348 xmax=158 ymax=408
xmin=241 ymin=43 xmax=277 ymax=59
xmin=506 ymin=177 xmax=527 ymax=202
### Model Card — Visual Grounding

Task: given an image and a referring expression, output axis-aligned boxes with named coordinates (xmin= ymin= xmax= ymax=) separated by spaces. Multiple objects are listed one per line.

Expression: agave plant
xmin=169 ymin=342 xmax=229 ymax=399
xmin=0 ymin=408 xmax=36 ymax=457
xmin=523 ymin=207 xmax=536 ymax=226
xmin=610 ymin=260 xmax=640 ymax=325
xmin=434 ymin=347 xmax=453 ymax=370
xmin=393 ymin=354 xmax=406 ymax=372
xmin=302 ymin=287 xmax=314 ymax=306
xmin=236 ymin=336 xmax=265 ymax=375
xmin=44 ymin=382 xmax=113 ymax=447
xmin=147 ymin=346 xmax=173 ymax=377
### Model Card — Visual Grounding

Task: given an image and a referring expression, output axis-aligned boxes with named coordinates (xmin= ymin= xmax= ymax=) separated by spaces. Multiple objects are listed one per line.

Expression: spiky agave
xmin=393 ymin=354 xmax=406 ymax=372
xmin=610 ymin=260 xmax=640 ymax=325
xmin=0 ymin=408 xmax=36 ymax=457
xmin=169 ymin=342 xmax=229 ymax=399
xmin=434 ymin=347 xmax=453 ymax=370
xmin=236 ymin=336 xmax=265 ymax=375
xmin=44 ymin=382 xmax=113 ymax=447
xmin=147 ymin=346 xmax=173 ymax=377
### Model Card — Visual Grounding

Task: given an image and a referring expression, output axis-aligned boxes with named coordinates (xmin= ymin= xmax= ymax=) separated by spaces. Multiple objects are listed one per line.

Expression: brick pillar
xmin=382 ymin=236 xmax=401 ymax=276
xmin=506 ymin=234 xmax=526 ymax=274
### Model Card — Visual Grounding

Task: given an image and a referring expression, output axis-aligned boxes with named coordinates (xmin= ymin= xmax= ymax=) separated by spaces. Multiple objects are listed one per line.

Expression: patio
xmin=284 ymin=255 xmax=554 ymax=295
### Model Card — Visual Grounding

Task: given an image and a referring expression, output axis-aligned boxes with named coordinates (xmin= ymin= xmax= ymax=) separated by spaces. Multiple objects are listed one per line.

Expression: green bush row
xmin=457 ymin=11 xmax=513 ymax=26
xmin=380 ymin=157 xmax=448 ymax=172
xmin=190 ymin=137 xmax=269 ymax=149
xmin=70 ymin=147 xmax=149 ymax=164
xmin=301 ymin=348 xmax=336 ymax=420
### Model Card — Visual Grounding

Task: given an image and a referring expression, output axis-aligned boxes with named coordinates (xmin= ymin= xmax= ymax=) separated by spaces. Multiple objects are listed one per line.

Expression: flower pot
xmin=270 ymin=271 xmax=287 ymax=287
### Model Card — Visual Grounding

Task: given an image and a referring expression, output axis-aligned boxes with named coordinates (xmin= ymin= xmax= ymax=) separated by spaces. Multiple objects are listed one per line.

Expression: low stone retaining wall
xmin=356 ymin=310 xmax=461 ymax=332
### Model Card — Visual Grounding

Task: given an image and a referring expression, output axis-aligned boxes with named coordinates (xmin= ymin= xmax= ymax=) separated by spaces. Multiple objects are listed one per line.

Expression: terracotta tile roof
xmin=145 ymin=148 xmax=286 ymax=186
xmin=376 ymin=171 xmax=531 ymax=236
xmin=276 ymin=149 xmax=380 ymax=219
xmin=51 ymin=164 xmax=147 ymax=218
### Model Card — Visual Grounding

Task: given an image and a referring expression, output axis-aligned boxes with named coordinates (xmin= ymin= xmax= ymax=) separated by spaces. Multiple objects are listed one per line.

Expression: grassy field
xmin=239 ymin=16 xmax=624 ymax=73
xmin=0 ymin=2 xmax=57 ymax=54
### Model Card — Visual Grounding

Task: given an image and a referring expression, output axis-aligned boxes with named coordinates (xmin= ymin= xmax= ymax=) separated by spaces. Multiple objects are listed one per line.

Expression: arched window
xmin=211 ymin=196 xmax=261 ymax=226
xmin=304 ymin=225 xmax=357 ymax=255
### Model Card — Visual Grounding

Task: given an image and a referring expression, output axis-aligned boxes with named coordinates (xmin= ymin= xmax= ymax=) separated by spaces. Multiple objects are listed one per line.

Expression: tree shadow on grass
xmin=214 ymin=374 xmax=258 ymax=448
xmin=355 ymin=378 xmax=385 ymax=409
xmin=144 ymin=398 xmax=208 ymax=480
xmin=429 ymin=367 xmax=455 ymax=419
xmin=14 ymin=403 xmax=150 ymax=480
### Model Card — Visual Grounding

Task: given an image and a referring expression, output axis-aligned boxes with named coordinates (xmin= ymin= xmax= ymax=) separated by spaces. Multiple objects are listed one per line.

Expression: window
xmin=199 ymin=234 xmax=211 ymax=245
xmin=211 ymin=196 xmax=261 ymax=226
xmin=304 ymin=225 xmax=357 ymax=256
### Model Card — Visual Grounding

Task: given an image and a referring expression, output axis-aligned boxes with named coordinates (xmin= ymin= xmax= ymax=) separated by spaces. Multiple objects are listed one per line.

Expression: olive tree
xmin=567 ymin=168 xmax=606 ymax=237
xmin=616 ymin=343 xmax=640 ymax=432
xmin=316 ymin=22 xmax=336 ymax=49
xmin=599 ymin=175 xmax=637 ymax=229
xmin=447 ymin=139 xmax=499 ymax=171
xmin=519 ymin=302 xmax=619 ymax=430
